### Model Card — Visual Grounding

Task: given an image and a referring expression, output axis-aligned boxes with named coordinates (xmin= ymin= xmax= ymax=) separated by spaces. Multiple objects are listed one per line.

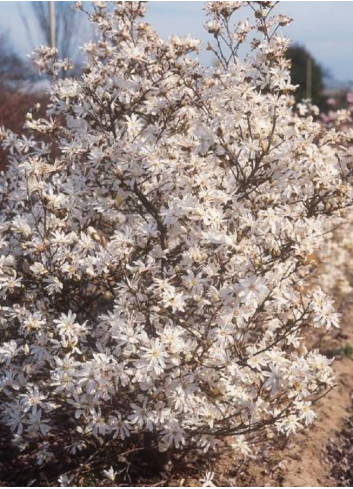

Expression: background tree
xmin=19 ymin=1 xmax=89 ymax=76
xmin=286 ymin=44 xmax=326 ymax=108
xmin=0 ymin=32 xmax=33 ymax=90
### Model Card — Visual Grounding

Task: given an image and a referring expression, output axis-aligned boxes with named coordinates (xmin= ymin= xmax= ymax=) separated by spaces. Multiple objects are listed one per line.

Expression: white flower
xmin=103 ymin=466 xmax=117 ymax=482
xmin=0 ymin=340 xmax=18 ymax=365
xmin=263 ymin=365 xmax=282 ymax=396
xmin=20 ymin=385 xmax=47 ymax=413
xmin=162 ymin=291 xmax=186 ymax=312
xmin=138 ymin=339 xmax=168 ymax=375
xmin=0 ymin=273 xmax=22 ymax=294
xmin=128 ymin=401 xmax=155 ymax=431
xmin=53 ymin=311 xmax=87 ymax=341
xmin=276 ymin=414 xmax=302 ymax=435
xmin=231 ymin=435 xmax=251 ymax=456
xmin=294 ymin=400 xmax=317 ymax=426
xmin=29 ymin=262 xmax=47 ymax=276
xmin=11 ymin=216 xmax=32 ymax=237
xmin=238 ymin=275 xmax=268 ymax=305
xmin=44 ymin=276 xmax=63 ymax=295
xmin=199 ymin=471 xmax=216 ymax=487
xmin=125 ymin=113 xmax=142 ymax=139
xmin=58 ymin=474 xmax=71 ymax=487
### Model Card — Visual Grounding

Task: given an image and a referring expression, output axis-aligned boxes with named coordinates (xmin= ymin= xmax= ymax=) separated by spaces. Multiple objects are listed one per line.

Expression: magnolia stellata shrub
xmin=317 ymin=177 xmax=353 ymax=298
xmin=0 ymin=1 xmax=353 ymax=466
xmin=317 ymin=210 xmax=353 ymax=297
xmin=315 ymin=107 xmax=353 ymax=297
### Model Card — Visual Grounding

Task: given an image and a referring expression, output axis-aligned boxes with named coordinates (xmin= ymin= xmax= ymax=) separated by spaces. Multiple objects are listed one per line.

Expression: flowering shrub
xmin=316 ymin=136 xmax=353 ymax=298
xmin=314 ymin=96 xmax=353 ymax=298
xmin=322 ymin=91 xmax=353 ymax=128
xmin=0 ymin=1 xmax=353 ymax=478
xmin=317 ymin=210 xmax=353 ymax=297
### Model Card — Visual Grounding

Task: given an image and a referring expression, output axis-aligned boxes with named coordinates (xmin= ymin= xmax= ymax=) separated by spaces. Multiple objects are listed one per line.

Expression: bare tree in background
xmin=19 ymin=1 xmax=88 ymax=75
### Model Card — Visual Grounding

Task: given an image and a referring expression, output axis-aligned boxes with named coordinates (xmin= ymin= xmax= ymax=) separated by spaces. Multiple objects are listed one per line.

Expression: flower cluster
xmin=0 ymin=1 xmax=352 ymax=474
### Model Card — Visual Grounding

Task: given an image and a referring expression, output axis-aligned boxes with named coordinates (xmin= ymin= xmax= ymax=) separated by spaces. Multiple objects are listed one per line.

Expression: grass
xmin=331 ymin=343 xmax=353 ymax=358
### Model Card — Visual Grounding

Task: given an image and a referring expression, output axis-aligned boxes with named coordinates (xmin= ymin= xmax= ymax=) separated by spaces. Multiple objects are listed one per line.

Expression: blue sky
xmin=147 ymin=1 xmax=353 ymax=84
xmin=1 ymin=1 xmax=353 ymax=83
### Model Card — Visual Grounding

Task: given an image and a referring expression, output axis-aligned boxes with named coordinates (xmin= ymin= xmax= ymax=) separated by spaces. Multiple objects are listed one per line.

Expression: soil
xmin=327 ymin=416 xmax=353 ymax=487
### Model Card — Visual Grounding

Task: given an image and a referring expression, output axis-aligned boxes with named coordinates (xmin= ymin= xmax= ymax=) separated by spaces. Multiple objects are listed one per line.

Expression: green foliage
xmin=332 ymin=343 xmax=353 ymax=358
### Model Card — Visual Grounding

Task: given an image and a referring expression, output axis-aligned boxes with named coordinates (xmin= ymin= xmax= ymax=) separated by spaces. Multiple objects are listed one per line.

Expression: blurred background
xmin=0 ymin=1 xmax=352 ymax=168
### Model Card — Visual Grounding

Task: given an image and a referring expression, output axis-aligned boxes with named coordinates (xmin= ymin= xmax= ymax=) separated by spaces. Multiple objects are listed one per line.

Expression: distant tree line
xmin=285 ymin=44 xmax=327 ymax=109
